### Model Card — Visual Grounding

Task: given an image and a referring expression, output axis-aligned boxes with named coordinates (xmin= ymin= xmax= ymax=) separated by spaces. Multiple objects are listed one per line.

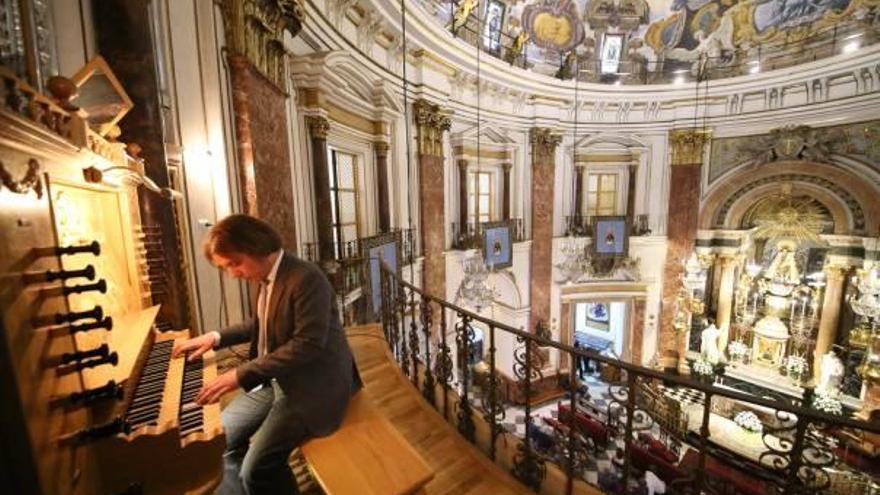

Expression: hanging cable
xmin=400 ymin=0 xmax=415 ymax=286
xmin=476 ymin=0 xmax=482 ymax=250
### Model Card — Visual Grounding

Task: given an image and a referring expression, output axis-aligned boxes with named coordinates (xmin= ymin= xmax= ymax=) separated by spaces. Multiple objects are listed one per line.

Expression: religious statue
xmin=505 ymin=27 xmax=530 ymax=65
xmin=555 ymin=49 xmax=576 ymax=80
xmin=701 ymin=317 xmax=723 ymax=364
xmin=450 ymin=0 xmax=477 ymax=35
xmin=817 ymin=349 xmax=844 ymax=396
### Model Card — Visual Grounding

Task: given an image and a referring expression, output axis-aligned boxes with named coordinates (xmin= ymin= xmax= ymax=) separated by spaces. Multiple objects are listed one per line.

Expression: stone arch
xmin=700 ymin=160 xmax=880 ymax=236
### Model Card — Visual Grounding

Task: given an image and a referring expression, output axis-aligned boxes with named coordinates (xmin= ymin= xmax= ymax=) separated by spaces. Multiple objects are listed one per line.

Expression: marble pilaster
xmin=528 ymin=127 xmax=562 ymax=332
xmin=414 ymin=100 xmax=451 ymax=314
xmin=660 ymin=129 xmax=711 ymax=372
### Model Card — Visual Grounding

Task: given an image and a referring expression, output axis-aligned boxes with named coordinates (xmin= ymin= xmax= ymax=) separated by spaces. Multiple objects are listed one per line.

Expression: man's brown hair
xmin=203 ymin=214 xmax=282 ymax=260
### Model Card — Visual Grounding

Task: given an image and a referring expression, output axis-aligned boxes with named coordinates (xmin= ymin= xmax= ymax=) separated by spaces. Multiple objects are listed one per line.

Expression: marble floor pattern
xmin=498 ymin=371 xmax=699 ymax=487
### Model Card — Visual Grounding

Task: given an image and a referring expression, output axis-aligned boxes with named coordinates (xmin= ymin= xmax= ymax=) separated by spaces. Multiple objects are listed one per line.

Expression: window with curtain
xmin=329 ymin=149 xmax=360 ymax=257
xmin=467 ymin=171 xmax=493 ymax=224
xmin=586 ymin=173 xmax=618 ymax=216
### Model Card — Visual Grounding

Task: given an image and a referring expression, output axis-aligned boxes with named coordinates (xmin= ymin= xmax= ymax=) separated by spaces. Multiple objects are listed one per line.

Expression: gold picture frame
xmin=70 ymin=56 xmax=133 ymax=137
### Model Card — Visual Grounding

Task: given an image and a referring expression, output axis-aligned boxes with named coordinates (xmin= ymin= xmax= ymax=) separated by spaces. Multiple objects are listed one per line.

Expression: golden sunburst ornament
xmin=751 ymin=192 xmax=827 ymax=244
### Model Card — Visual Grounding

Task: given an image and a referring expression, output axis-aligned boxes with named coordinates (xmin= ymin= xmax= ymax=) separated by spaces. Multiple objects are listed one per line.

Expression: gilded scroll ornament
xmin=413 ymin=99 xmax=451 ymax=157
xmin=670 ymin=129 xmax=711 ymax=165
xmin=0 ymin=158 xmax=43 ymax=198
xmin=529 ymin=127 xmax=562 ymax=163
xmin=221 ymin=0 xmax=305 ymax=90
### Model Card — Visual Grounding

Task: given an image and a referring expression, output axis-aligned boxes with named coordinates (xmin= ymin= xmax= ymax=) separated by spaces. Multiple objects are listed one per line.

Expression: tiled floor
xmin=498 ymin=370 xmax=698 ymax=487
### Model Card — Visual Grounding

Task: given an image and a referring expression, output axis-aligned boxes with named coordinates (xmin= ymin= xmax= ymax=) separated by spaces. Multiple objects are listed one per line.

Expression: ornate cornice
xmin=221 ymin=0 xmax=304 ymax=90
xmin=305 ymin=115 xmax=330 ymax=139
xmin=669 ymin=129 xmax=711 ymax=166
xmin=529 ymin=127 xmax=562 ymax=163
xmin=413 ymin=99 xmax=450 ymax=157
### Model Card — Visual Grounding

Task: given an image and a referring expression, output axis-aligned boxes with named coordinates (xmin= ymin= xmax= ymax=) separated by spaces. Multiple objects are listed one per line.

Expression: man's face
xmin=212 ymin=252 xmax=268 ymax=281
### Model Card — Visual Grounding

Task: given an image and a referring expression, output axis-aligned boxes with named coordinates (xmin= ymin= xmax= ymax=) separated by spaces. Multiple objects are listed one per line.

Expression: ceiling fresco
xmin=419 ymin=0 xmax=878 ymax=82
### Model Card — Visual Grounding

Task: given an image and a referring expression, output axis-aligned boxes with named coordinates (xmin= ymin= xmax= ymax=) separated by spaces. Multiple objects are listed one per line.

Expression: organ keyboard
xmin=92 ymin=325 xmax=225 ymax=495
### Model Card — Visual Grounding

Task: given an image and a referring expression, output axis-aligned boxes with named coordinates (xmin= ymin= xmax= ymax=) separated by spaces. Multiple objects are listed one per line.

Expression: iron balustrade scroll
xmin=377 ymin=263 xmax=880 ymax=495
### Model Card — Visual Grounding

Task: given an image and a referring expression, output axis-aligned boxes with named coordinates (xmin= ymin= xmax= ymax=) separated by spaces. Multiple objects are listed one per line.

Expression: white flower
xmin=812 ymin=392 xmax=843 ymax=416
xmin=784 ymin=355 xmax=808 ymax=375
xmin=692 ymin=358 xmax=714 ymax=377
xmin=734 ymin=411 xmax=763 ymax=433
xmin=728 ymin=341 xmax=749 ymax=359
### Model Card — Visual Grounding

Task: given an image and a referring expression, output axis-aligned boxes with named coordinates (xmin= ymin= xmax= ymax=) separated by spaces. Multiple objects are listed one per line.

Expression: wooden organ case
xmin=0 ymin=68 xmax=224 ymax=494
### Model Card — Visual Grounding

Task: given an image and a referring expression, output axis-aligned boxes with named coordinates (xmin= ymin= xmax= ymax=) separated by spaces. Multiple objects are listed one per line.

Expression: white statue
xmin=817 ymin=350 xmax=844 ymax=396
xmin=701 ymin=318 xmax=723 ymax=364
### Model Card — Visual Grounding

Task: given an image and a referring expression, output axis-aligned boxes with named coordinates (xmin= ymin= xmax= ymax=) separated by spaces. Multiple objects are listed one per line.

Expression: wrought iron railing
xmin=378 ymin=263 xmax=880 ymax=495
xmin=452 ymin=218 xmax=527 ymax=250
xmin=301 ymin=228 xmax=418 ymax=267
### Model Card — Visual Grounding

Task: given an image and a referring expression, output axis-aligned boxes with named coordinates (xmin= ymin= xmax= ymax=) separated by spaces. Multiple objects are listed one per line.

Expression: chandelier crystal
xmin=457 ymin=255 xmax=497 ymax=312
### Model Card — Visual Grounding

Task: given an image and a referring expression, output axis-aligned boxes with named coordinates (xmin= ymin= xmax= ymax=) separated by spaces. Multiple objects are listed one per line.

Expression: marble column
xmin=306 ymin=115 xmax=334 ymax=265
xmin=715 ymin=254 xmax=738 ymax=352
xmin=458 ymin=159 xmax=469 ymax=229
xmin=502 ymin=162 xmax=512 ymax=221
xmin=560 ymin=301 xmax=572 ymax=370
xmin=660 ymin=129 xmax=711 ymax=373
xmin=573 ymin=165 xmax=585 ymax=219
xmin=529 ymin=127 xmax=562 ymax=332
xmin=813 ymin=264 xmax=849 ymax=382
xmin=631 ymin=298 xmax=646 ymax=365
xmin=374 ymin=141 xmax=391 ymax=232
xmin=413 ymin=100 xmax=451 ymax=312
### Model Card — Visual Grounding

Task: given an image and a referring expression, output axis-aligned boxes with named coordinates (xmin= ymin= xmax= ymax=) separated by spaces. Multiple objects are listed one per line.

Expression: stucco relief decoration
xmin=710 ymin=120 xmax=880 ymax=182
xmin=741 ymin=125 xmax=834 ymax=165
xmin=529 ymin=127 xmax=562 ymax=162
xmin=670 ymin=129 xmax=711 ymax=165
xmin=413 ymin=99 xmax=451 ymax=157
xmin=221 ymin=0 xmax=305 ymax=89
xmin=521 ymin=0 xmax=585 ymax=52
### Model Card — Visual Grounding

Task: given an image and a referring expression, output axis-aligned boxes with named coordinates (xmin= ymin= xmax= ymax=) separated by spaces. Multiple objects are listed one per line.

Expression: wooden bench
xmin=301 ymin=391 xmax=434 ymax=495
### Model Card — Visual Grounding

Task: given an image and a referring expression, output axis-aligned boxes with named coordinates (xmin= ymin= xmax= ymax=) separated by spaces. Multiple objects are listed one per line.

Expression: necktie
xmin=257 ymin=281 xmax=269 ymax=357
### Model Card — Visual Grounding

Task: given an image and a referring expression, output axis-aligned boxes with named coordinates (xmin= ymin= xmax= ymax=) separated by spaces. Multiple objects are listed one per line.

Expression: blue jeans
xmin=217 ymin=382 xmax=308 ymax=495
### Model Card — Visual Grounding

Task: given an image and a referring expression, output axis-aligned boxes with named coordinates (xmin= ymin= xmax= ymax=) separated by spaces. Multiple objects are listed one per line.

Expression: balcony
xmin=451 ymin=218 xmax=527 ymax=250
xmin=372 ymin=263 xmax=880 ymax=495
xmin=565 ymin=214 xmax=651 ymax=238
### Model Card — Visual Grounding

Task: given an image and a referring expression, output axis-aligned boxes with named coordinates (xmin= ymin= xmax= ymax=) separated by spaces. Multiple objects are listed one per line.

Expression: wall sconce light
xmin=83 ymin=165 xmax=182 ymax=200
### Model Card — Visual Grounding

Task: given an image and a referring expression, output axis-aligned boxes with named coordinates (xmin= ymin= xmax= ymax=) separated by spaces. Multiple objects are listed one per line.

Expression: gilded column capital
xmin=823 ymin=263 xmax=851 ymax=282
xmin=221 ymin=0 xmax=304 ymax=90
xmin=502 ymin=162 xmax=513 ymax=172
xmin=373 ymin=141 xmax=390 ymax=157
xmin=669 ymin=129 xmax=711 ymax=166
xmin=529 ymin=127 xmax=562 ymax=163
xmin=305 ymin=115 xmax=330 ymax=139
xmin=457 ymin=159 xmax=469 ymax=170
xmin=413 ymin=99 xmax=451 ymax=157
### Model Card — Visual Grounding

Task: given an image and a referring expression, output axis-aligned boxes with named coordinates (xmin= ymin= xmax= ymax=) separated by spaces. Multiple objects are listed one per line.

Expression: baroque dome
xmin=416 ymin=0 xmax=878 ymax=84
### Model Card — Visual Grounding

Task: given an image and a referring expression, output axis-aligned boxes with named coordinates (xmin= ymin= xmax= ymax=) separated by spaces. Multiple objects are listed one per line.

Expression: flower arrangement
xmin=734 ymin=411 xmax=763 ymax=433
xmin=784 ymin=355 xmax=808 ymax=377
xmin=692 ymin=358 xmax=714 ymax=377
xmin=812 ymin=392 xmax=844 ymax=416
xmin=727 ymin=341 xmax=749 ymax=361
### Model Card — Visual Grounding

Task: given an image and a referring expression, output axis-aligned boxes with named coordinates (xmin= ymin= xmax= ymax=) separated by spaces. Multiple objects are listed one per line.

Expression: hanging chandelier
xmin=554 ymin=236 xmax=591 ymax=284
xmin=457 ymin=255 xmax=497 ymax=312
